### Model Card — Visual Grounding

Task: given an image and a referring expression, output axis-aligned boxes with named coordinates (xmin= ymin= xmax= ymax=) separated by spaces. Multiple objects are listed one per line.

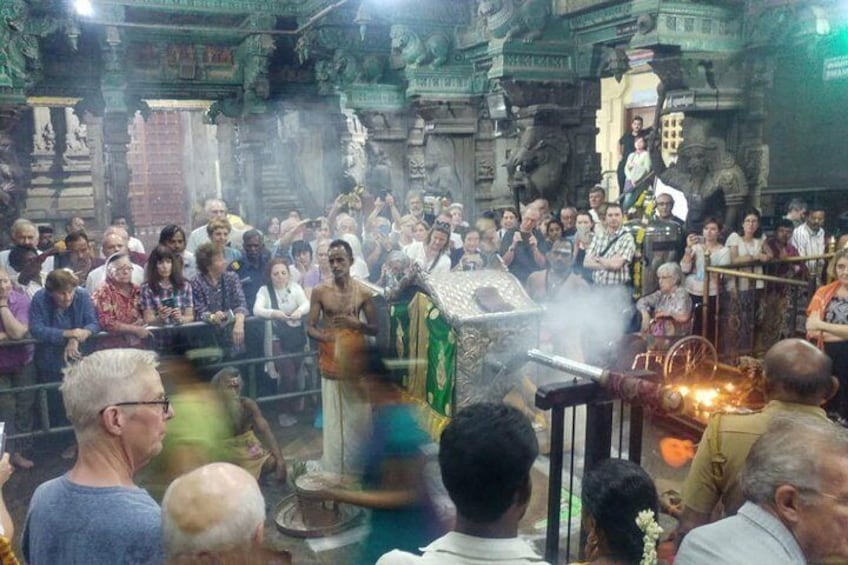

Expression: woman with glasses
xmin=92 ymin=253 xmax=150 ymax=349
xmin=636 ymin=262 xmax=693 ymax=345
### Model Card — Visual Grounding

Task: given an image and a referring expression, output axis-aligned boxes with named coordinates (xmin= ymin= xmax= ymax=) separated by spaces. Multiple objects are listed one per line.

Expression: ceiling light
xmin=74 ymin=0 xmax=94 ymax=17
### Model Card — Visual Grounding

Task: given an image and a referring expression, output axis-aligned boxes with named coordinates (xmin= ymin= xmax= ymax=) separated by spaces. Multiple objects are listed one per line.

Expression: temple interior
xmin=2 ymin=0 xmax=848 ymax=563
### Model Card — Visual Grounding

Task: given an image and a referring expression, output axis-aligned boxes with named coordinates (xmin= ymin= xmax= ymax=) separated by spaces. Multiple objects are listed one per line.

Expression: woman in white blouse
xmin=253 ymin=258 xmax=310 ymax=426
xmin=403 ymin=219 xmax=452 ymax=276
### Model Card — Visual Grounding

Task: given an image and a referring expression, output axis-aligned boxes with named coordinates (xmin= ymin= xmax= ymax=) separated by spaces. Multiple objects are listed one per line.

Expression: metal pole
xmin=544 ymin=404 xmax=565 ymax=564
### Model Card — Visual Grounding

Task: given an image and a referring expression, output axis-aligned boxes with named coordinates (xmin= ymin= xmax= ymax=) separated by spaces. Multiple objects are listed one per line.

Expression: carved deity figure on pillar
xmin=659 ymin=123 xmax=748 ymax=234
xmin=506 ymin=123 xmax=570 ymax=206
xmin=424 ymin=137 xmax=461 ymax=196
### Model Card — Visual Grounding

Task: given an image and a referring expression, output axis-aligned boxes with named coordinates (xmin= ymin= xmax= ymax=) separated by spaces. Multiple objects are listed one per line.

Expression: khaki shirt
xmin=681 ymin=400 xmax=828 ymax=515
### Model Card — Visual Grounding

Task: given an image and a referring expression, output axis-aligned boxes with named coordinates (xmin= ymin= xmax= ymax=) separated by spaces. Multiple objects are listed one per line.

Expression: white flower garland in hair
xmin=635 ymin=509 xmax=663 ymax=565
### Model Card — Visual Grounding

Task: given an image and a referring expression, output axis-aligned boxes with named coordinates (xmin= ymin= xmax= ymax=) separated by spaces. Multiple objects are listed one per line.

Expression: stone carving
xmin=35 ymin=121 xmax=54 ymax=153
xmin=390 ymin=26 xmax=451 ymax=68
xmin=313 ymin=50 xmax=387 ymax=94
xmin=408 ymin=155 xmax=425 ymax=178
xmin=65 ymin=108 xmax=88 ymax=154
xmin=365 ymin=142 xmax=392 ymax=193
xmin=241 ymin=33 xmax=275 ymax=112
xmin=477 ymin=0 xmax=551 ymax=42
xmin=659 ymin=122 xmax=748 ymax=233
xmin=0 ymin=127 xmax=23 ymax=233
xmin=506 ymin=124 xmax=571 ymax=205
xmin=424 ymin=137 xmax=461 ymax=195
xmin=0 ymin=0 xmax=60 ymax=96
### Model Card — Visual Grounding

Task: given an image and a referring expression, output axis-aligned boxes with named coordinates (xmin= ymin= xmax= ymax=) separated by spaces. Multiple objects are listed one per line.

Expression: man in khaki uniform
xmin=677 ymin=339 xmax=837 ymax=542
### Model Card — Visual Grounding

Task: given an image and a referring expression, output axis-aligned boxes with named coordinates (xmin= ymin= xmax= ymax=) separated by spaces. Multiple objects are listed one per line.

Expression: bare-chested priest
xmin=307 ymin=239 xmax=378 ymax=475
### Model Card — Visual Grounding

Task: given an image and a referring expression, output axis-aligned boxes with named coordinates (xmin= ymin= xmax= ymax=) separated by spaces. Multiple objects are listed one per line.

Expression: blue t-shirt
xmin=22 ymin=474 xmax=165 ymax=565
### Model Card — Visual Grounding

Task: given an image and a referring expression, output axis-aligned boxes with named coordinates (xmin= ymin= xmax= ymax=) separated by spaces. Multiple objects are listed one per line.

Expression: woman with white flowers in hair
xmin=579 ymin=458 xmax=663 ymax=565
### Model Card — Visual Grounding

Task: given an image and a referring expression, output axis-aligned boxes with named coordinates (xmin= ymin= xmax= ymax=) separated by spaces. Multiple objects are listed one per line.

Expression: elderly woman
xmin=403 ymin=219 xmax=452 ymax=276
xmin=807 ymin=248 xmax=848 ymax=419
xmin=636 ymin=262 xmax=693 ymax=340
xmin=581 ymin=458 xmax=661 ymax=565
xmin=29 ymin=269 xmax=99 ymax=425
xmin=191 ymin=242 xmax=248 ymax=354
xmin=92 ymin=253 xmax=150 ymax=349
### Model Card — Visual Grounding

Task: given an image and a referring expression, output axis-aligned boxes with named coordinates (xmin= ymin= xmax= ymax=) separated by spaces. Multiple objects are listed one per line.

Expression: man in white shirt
xmin=377 ymin=403 xmax=549 ymax=565
xmin=790 ymin=206 xmax=825 ymax=274
xmin=85 ymin=230 xmax=144 ymax=292
xmin=0 ymin=218 xmax=54 ymax=278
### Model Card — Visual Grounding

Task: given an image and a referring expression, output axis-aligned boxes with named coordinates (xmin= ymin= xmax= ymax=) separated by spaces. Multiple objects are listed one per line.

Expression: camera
xmin=161 ymin=297 xmax=177 ymax=309
xmin=305 ymin=219 xmax=323 ymax=229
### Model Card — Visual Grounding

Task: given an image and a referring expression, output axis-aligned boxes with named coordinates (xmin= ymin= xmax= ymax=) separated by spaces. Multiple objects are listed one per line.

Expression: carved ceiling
xmin=1 ymin=0 xmax=846 ymax=115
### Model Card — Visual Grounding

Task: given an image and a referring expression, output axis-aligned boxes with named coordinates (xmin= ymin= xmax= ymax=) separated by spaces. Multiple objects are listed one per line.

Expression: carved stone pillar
xmin=413 ymin=100 xmax=479 ymax=216
xmin=501 ymin=79 xmax=601 ymax=209
xmin=101 ymin=25 xmax=132 ymax=226
xmin=0 ymin=106 xmax=25 ymax=247
xmin=232 ymin=115 xmax=272 ymax=224
xmin=356 ymin=110 xmax=414 ymax=199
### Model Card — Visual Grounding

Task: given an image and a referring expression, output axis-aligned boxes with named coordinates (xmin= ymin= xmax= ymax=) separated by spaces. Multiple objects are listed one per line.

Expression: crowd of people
xmin=1 ymin=186 xmax=848 ymax=563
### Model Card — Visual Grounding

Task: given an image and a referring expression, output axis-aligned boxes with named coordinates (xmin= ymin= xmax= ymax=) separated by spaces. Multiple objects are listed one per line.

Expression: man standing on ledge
xmin=307 ymin=239 xmax=377 ymax=475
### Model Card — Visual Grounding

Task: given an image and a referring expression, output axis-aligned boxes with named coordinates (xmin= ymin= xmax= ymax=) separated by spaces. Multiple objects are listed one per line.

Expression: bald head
xmin=763 ymin=339 xmax=835 ymax=402
xmin=162 ymin=463 xmax=265 ymax=557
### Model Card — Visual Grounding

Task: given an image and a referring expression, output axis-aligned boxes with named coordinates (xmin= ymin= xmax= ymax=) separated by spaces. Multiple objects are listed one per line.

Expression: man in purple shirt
xmin=0 ymin=268 xmax=35 ymax=469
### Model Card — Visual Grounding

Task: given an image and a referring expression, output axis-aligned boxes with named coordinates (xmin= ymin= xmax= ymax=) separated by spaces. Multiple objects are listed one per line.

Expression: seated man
xmin=162 ymin=462 xmax=289 ymax=564
xmin=22 ymin=349 xmax=171 ymax=565
xmin=677 ymin=414 xmax=848 ymax=564
xmin=211 ymin=367 xmax=286 ymax=482
xmin=377 ymin=402 xmax=549 ymax=564
xmin=677 ymin=339 xmax=836 ymax=541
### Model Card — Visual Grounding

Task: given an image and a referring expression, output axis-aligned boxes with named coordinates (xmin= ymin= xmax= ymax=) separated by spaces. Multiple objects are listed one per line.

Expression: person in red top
xmin=91 ymin=253 xmax=150 ymax=349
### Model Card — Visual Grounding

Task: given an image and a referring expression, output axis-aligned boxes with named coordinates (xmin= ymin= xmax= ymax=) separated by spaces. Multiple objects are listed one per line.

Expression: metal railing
xmin=700 ymin=252 xmax=832 ymax=358
xmin=0 ymin=319 xmax=319 ymax=441
xmin=528 ymin=350 xmax=683 ymax=564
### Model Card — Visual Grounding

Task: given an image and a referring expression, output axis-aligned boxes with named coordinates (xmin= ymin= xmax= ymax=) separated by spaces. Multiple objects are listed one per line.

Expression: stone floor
xmin=6 ymin=399 xmax=693 ymax=564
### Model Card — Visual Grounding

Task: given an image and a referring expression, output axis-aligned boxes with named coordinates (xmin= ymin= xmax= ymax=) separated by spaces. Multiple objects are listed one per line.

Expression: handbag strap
xmin=599 ymin=233 xmax=624 ymax=258
xmin=267 ymin=282 xmax=280 ymax=310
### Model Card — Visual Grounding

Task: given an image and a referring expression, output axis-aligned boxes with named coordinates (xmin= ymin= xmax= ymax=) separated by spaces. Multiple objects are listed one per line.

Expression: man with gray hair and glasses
xmin=677 ymin=414 xmax=848 ymax=564
xmin=22 ymin=349 xmax=173 ymax=564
